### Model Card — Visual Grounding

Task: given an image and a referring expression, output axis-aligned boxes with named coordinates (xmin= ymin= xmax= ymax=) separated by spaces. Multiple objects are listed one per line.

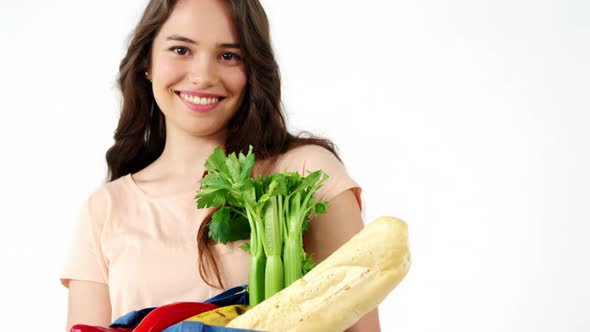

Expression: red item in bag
xmin=133 ymin=302 xmax=218 ymax=332
xmin=71 ymin=326 xmax=131 ymax=332
xmin=71 ymin=302 xmax=218 ymax=332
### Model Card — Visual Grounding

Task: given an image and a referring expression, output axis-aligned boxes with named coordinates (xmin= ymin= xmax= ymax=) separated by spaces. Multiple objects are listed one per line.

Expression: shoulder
xmin=90 ymin=175 xmax=131 ymax=204
xmin=274 ymin=144 xmax=342 ymax=174
xmin=81 ymin=175 xmax=135 ymax=223
xmin=284 ymin=143 xmax=338 ymax=160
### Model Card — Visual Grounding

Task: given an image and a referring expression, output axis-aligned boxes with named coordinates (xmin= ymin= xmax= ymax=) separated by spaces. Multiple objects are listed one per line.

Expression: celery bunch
xmin=195 ymin=146 xmax=329 ymax=305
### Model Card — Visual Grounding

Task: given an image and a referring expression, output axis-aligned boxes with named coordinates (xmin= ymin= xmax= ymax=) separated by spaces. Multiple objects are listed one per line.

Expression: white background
xmin=1 ymin=0 xmax=588 ymax=331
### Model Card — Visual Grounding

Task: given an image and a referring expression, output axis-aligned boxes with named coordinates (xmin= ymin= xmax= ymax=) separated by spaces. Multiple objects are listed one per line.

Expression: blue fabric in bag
xmin=109 ymin=284 xmax=254 ymax=331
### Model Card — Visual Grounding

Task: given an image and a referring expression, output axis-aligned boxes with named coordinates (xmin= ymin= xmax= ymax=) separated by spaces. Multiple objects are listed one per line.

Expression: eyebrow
xmin=166 ymin=35 xmax=241 ymax=48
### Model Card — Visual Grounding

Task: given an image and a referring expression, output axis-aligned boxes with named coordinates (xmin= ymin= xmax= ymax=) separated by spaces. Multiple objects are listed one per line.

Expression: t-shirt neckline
xmin=125 ymin=173 xmax=198 ymax=200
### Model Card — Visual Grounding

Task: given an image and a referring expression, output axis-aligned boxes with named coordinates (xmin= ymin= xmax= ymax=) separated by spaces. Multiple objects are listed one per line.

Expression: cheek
xmin=222 ymin=67 xmax=247 ymax=96
xmin=153 ymin=56 xmax=184 ymax=86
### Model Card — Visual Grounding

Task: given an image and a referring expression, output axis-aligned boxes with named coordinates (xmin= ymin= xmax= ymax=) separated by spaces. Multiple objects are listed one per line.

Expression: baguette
xmin=227 ymin=216 xmax=411 ymax=332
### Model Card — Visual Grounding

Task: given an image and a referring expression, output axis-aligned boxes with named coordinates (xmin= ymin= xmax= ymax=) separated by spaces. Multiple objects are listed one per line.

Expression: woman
xmin=61 ymin=0 xmax=380 ymax=331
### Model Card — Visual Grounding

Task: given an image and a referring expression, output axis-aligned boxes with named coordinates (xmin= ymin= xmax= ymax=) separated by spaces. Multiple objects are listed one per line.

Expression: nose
xmin=188 ymin=55 xmax=219 ymax=87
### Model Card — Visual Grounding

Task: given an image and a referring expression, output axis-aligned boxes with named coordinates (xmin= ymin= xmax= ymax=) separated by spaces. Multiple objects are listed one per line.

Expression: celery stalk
xmin=263 ymin=196 xmax=284 ymax=298
xmin=283 ymin=236 xmax=302 ymax=287
xmin=246 ymin=208 xmax=266 ymax=305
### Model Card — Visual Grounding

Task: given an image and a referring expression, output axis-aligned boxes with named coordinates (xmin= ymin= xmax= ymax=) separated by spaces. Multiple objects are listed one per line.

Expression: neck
xmin=154 ymin=128 xmax=226 ymax=179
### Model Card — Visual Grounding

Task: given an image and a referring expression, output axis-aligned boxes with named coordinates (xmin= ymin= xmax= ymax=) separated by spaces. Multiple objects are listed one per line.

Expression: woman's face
xmin=148 ymin=0 xmax=247 ymax=138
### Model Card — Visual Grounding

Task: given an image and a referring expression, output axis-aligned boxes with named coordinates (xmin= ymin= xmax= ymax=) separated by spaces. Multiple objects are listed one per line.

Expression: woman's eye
xmin=170 ymin=46 xmax=189 ymax=56
xmin=221 ymin=52 xmax=242 ymax=62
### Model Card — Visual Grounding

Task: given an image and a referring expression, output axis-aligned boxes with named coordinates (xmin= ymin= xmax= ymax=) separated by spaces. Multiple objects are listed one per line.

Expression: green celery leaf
xmin=251 ymin=177 xmax=265 ymax=202
xmin=301 ymin=217 xmax=310 ymax=233
xmin=200 ymin=173 xmax=231 ymax=188
xmin=240 ymin=185 xmax=257 ymax=209
xmin=270 ymin=173 xmax=288 ymax=196
xmin=226 ymin=152 xmax=241 ymax=182
xmin=259 ymin=174 xmax=288 ymax=204
xmin=299 ymin=170 xmax=322 ymax=189
xmin=208 ymin=207 xmax=251 ymax=244
xmin=195 ymin=188 xmax=227 ymax=208
xmin=205 ymin=147 xmax=230 ymax=175
xmin=258 ymin=178 xmax=276 ymax=204
xmin=240 ymin=242 xmax=251 ymax=252
xmin=238 ymin=146 xmax=255 ymax=181
xmin=285 ymin=172 xmax=302 ymax=192
xmin=314 ymin=201 xmax=330 ymax=215
xmin=226 ymin=194 xmax=243 ymax=207
xmin=195 ymin=174 xmax=233 ymax=208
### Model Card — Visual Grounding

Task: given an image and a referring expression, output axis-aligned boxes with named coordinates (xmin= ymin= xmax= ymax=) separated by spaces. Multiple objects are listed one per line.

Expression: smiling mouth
xmin=177 ymin=92 xmax=226 ymax=105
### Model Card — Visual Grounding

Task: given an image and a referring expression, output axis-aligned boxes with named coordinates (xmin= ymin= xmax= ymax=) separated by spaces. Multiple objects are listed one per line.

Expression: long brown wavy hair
xmin=106 ymin=0 xmax=340 ymax=289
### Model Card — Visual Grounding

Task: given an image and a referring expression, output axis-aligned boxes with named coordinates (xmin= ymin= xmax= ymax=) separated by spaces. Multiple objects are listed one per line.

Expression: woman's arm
xmin=66 ymin=280 xmax=111 ymax=332
xmin=303 ymin=189 xmax=381 ymax=332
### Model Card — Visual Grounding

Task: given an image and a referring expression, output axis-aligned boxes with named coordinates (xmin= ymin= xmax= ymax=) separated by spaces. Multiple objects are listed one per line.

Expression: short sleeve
xmin=277 ymin=144 xmax=362 ymax=209
xmin=60 ymin=194 xmax=109 ymax=288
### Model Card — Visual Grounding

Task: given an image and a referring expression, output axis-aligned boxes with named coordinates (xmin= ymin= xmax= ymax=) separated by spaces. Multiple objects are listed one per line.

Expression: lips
xmin=176 ymin=90 xmax=225 ymax=98
xmin=176 ymin=91 xmax=225 ymax=113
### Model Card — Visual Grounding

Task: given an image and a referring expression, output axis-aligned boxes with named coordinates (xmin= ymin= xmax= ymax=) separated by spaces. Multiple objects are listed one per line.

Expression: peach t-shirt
xmin=60 ymin=144 xmax=361 ymax=321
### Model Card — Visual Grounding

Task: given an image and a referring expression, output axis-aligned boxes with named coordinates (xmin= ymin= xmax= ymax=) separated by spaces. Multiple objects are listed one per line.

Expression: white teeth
xmin=180 ymin=93 xmax=220 ymax=105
